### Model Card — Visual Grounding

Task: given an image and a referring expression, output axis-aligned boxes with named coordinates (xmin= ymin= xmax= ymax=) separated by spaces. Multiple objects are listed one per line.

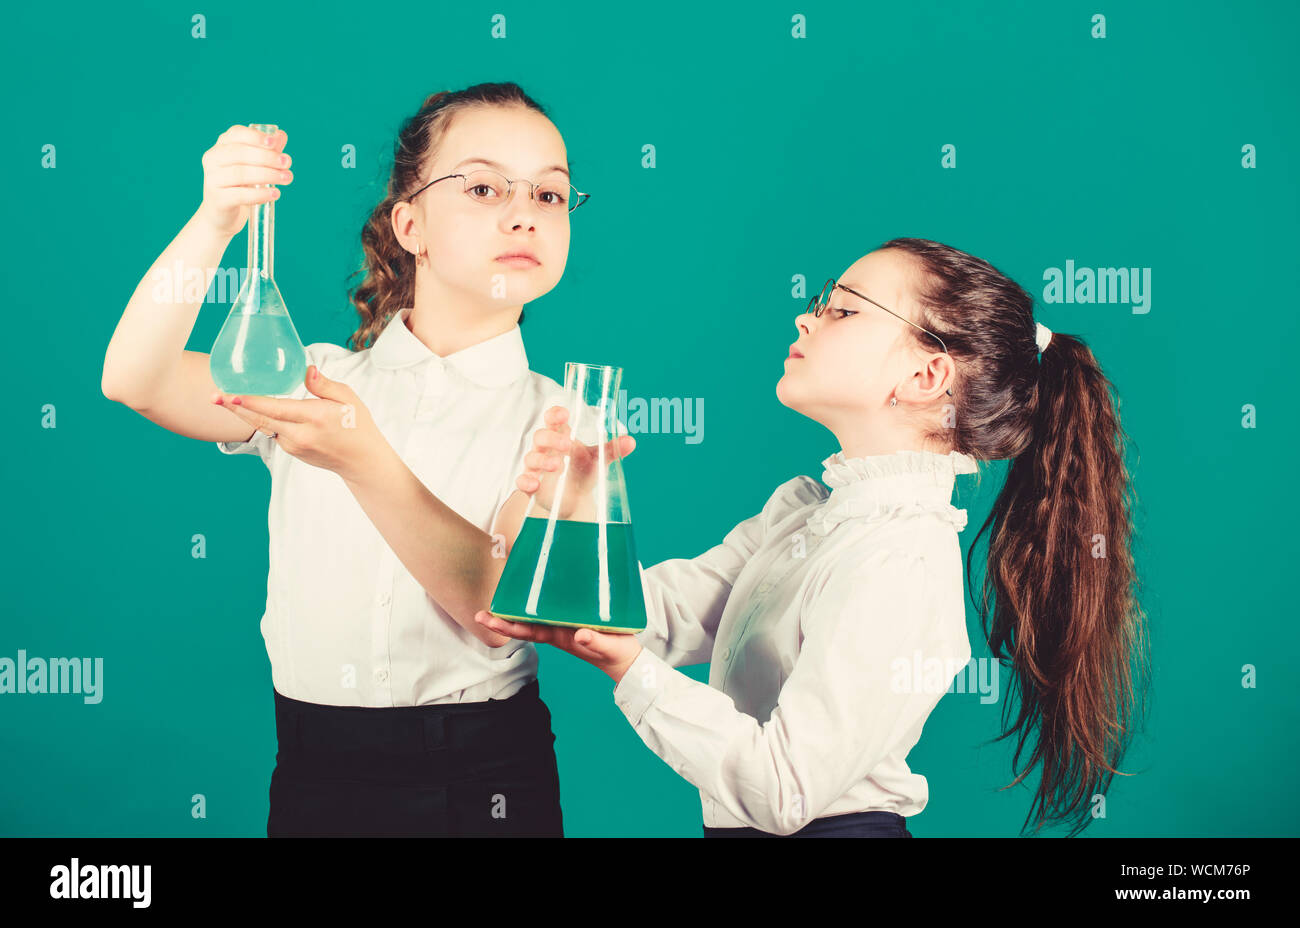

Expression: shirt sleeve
xmin=214 ymin=341 xmax=347 ymax=469
xmin=611 ymin=545 xmax=970 ymax=835
xmin=636 ymin=476 xmax=826 ymax=669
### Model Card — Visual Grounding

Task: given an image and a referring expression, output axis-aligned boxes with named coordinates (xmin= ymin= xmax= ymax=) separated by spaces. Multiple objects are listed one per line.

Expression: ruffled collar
xmin=805 ymin=448 xmax=980 ymax=537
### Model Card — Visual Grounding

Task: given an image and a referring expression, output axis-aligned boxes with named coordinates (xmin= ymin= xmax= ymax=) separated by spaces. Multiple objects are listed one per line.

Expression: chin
xmin=491 ymin=268 xmax=561 ymax=302
xmin=774 ymin=376 xmax=801 ymax=412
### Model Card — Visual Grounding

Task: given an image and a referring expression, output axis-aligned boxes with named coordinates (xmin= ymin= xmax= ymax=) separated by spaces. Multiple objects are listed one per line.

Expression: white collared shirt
xmin=217 ymin=306 xmax=568 ymax=707
xmin=614 ymin=448 xmax=980 ymax=833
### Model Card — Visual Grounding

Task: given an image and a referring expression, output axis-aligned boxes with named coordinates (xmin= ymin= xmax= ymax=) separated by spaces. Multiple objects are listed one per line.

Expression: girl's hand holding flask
xmin=516 ymin=405 xmax=636 ymax=520
xmin=195 ymin=124 xmax=292 ymax=239
xmin=476 ymin=404 xmax=643 ymax=681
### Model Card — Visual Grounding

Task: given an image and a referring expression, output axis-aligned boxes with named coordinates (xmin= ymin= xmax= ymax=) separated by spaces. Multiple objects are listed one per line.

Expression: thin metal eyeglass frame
xmin=808 ymin=278 xmax=954 ymax=397
xmin=403 ymin=171 xmax=590 ymax=213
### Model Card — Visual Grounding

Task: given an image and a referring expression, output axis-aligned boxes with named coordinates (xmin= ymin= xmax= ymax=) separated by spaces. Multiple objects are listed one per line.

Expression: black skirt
xmin=268 ymin=679 xmax=564 ymax=837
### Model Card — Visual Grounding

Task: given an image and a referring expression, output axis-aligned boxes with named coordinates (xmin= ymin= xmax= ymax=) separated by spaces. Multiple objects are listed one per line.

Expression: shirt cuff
xmin=611 ymin=644 xmax=670 ymax=727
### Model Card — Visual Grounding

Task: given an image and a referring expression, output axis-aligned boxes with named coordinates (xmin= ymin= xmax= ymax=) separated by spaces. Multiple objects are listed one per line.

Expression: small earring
xmin=414 ymin=245 xmax=424 ymax=266
xmin=889 ymin=396 xmax=898 ymax=408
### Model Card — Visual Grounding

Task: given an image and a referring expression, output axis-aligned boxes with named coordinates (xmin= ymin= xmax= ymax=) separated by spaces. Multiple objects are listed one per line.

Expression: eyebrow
xmin=453 ymin=157 xmax=570 ymax=179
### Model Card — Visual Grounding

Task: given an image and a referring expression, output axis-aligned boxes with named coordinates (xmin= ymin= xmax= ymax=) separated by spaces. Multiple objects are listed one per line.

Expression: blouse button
xmin=721 ymin=647 xmax=732 ymax=661
xmin=424 ymin=364 xmax=449 ymax=396
xmin=377 ymin=591 xmax=391 ymax=607
xmin=757 ymin=582 xmax=772 ymax=594
xmin=373 ymin=668 xmax=389 ymax=684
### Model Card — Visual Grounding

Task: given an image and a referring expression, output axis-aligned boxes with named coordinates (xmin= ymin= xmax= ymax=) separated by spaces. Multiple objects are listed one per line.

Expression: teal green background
xmin=2 ymin=0 xmax=1297 ymax=837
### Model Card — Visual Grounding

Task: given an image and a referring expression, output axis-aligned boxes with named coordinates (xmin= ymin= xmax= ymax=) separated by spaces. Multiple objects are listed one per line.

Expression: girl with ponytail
xmin=477 ymin=238 xmax=1151 ymax=837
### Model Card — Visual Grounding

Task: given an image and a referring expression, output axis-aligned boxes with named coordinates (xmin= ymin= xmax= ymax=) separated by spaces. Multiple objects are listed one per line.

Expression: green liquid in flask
xmin=210 ymin=312 xmax=308 ymax=396
xmin=491 ymin=517 xmax=648 ymax=633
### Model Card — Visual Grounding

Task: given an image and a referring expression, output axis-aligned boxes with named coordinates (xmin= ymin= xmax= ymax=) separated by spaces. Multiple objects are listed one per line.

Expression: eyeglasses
xmin=404 ymin=169 xmax=590 ymax=214
xmin=807 ymin=278 xmax=954 ymax=396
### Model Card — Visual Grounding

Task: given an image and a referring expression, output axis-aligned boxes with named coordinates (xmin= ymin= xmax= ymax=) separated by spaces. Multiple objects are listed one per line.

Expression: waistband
xmin=272 ymin=678 xmax=551 ymax=759
xmin=273 ymin=678 xmax=541 ymax=717
xmin=704 ymin=809 xmax=908 ymax=836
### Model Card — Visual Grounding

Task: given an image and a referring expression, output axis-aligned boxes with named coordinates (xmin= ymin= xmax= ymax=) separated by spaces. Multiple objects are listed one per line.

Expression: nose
xmin=795 ymin=310 xmax=815 ymax=335
xmin=500 ymin=183 xmax=541 ymax=231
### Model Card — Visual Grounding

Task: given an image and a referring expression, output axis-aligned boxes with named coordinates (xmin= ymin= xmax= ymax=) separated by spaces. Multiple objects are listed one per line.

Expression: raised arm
xmin=102 ymin=124 xmax=294 ymax=443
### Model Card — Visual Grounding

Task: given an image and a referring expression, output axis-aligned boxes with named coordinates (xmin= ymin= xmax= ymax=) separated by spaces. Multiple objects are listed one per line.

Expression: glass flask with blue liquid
xmin=209 ymin=123 xmax=307 ymax=396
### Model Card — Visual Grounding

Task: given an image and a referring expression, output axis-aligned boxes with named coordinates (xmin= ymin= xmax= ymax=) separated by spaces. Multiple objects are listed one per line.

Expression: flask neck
xmin=248 ymin=199 xmax=274 ymax=279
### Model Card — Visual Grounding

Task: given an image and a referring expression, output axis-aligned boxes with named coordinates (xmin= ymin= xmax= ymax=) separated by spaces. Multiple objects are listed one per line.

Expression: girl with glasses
xmin=102 ymin=82 xmax=592 ymax=836
xmin=477 ymin=240 xmax=1149 ymax=838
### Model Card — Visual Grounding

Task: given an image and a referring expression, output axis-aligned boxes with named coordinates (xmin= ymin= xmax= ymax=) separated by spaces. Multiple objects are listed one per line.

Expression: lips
xmin=496 ymin=251 xmax=539 ymax=266
xmin=788 ymin=345 xmax=805 ymax=359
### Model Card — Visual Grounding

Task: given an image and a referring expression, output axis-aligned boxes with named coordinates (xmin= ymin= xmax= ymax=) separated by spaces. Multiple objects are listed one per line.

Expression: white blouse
xmin=614 ymin=448 xmax=980 ymax=833
xmin=217 ymin=306 xmax=567 ymax=708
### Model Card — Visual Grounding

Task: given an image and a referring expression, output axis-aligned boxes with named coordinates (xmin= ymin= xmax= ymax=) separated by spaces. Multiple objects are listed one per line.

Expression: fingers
xmin=524 ymin=421 xmax=572 ymax=483
xmin=530 ymin=427 xmax=572 ymax=456
xmin=603 ymin=434 xmax=635 ymax=459
xmin=208 ymin=160 xmax=293 ymax=190
xmin=543 ymin=405 xmax=569 ymax=427
xmin=490 ymin=611 xmax=559 ymax=648
xmin=524 ymin=448 xmax=565 ymax=473
xmin=475 ymin=612 xmax=629 ymax=669
xmin=204 ymin=141 xmax=291 ymax=173
xmin=214 ymin=395 xmax=286 ymax=439
xmin=215 ymin=393 xmax=316 ymax=424
xmin=570 ymin=630 xmax=623 ymax=662
xmin=205 ymin=127 xmax=292 ymax=201
xmin=220 ymin=125 xmax=287 ymax=150
xmin=476 ymin=613 xmax=553 ymax=644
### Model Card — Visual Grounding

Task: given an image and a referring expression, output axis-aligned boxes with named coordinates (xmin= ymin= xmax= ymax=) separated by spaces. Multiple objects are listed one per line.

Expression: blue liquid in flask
xmin=210 ymin=308 xmax=307 ymax=397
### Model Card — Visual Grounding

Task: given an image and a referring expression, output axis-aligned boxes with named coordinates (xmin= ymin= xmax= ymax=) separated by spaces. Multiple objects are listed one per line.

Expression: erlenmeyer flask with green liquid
xmin=490 ymin=362 xmax=649 ymax=634
xmin=209 ymin=123 xmax=307 ymax=397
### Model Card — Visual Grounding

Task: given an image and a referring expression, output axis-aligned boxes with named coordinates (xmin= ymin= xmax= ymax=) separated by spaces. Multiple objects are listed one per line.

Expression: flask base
xmin=488 ymin=611 xmax=644 ymax=634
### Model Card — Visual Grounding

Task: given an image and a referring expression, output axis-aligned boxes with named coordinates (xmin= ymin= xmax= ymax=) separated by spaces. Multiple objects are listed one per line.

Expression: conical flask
xmin=209 ymin=123 xmax=307 ymax=397
xmin=491 ymin=362 xmax=649 ymax=634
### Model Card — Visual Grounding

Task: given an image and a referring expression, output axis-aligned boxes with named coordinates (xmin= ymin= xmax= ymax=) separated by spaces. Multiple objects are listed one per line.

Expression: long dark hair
xmin=879 ymin=236 xmax=1150 ymax=837
xmin=344 ymin=82 xmax=551 ymax=350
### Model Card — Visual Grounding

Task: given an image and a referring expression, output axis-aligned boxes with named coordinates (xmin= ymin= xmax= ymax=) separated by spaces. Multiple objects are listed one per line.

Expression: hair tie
xmin=1035 ymin=321 xmax=1053 ymax=353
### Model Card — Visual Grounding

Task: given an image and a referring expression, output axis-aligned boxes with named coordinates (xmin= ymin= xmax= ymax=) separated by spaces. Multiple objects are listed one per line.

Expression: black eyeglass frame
xmin=808 ymin=278 xmax=954 ymax=397
xmin=403 ymin=170 xmax=590 ymax=213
